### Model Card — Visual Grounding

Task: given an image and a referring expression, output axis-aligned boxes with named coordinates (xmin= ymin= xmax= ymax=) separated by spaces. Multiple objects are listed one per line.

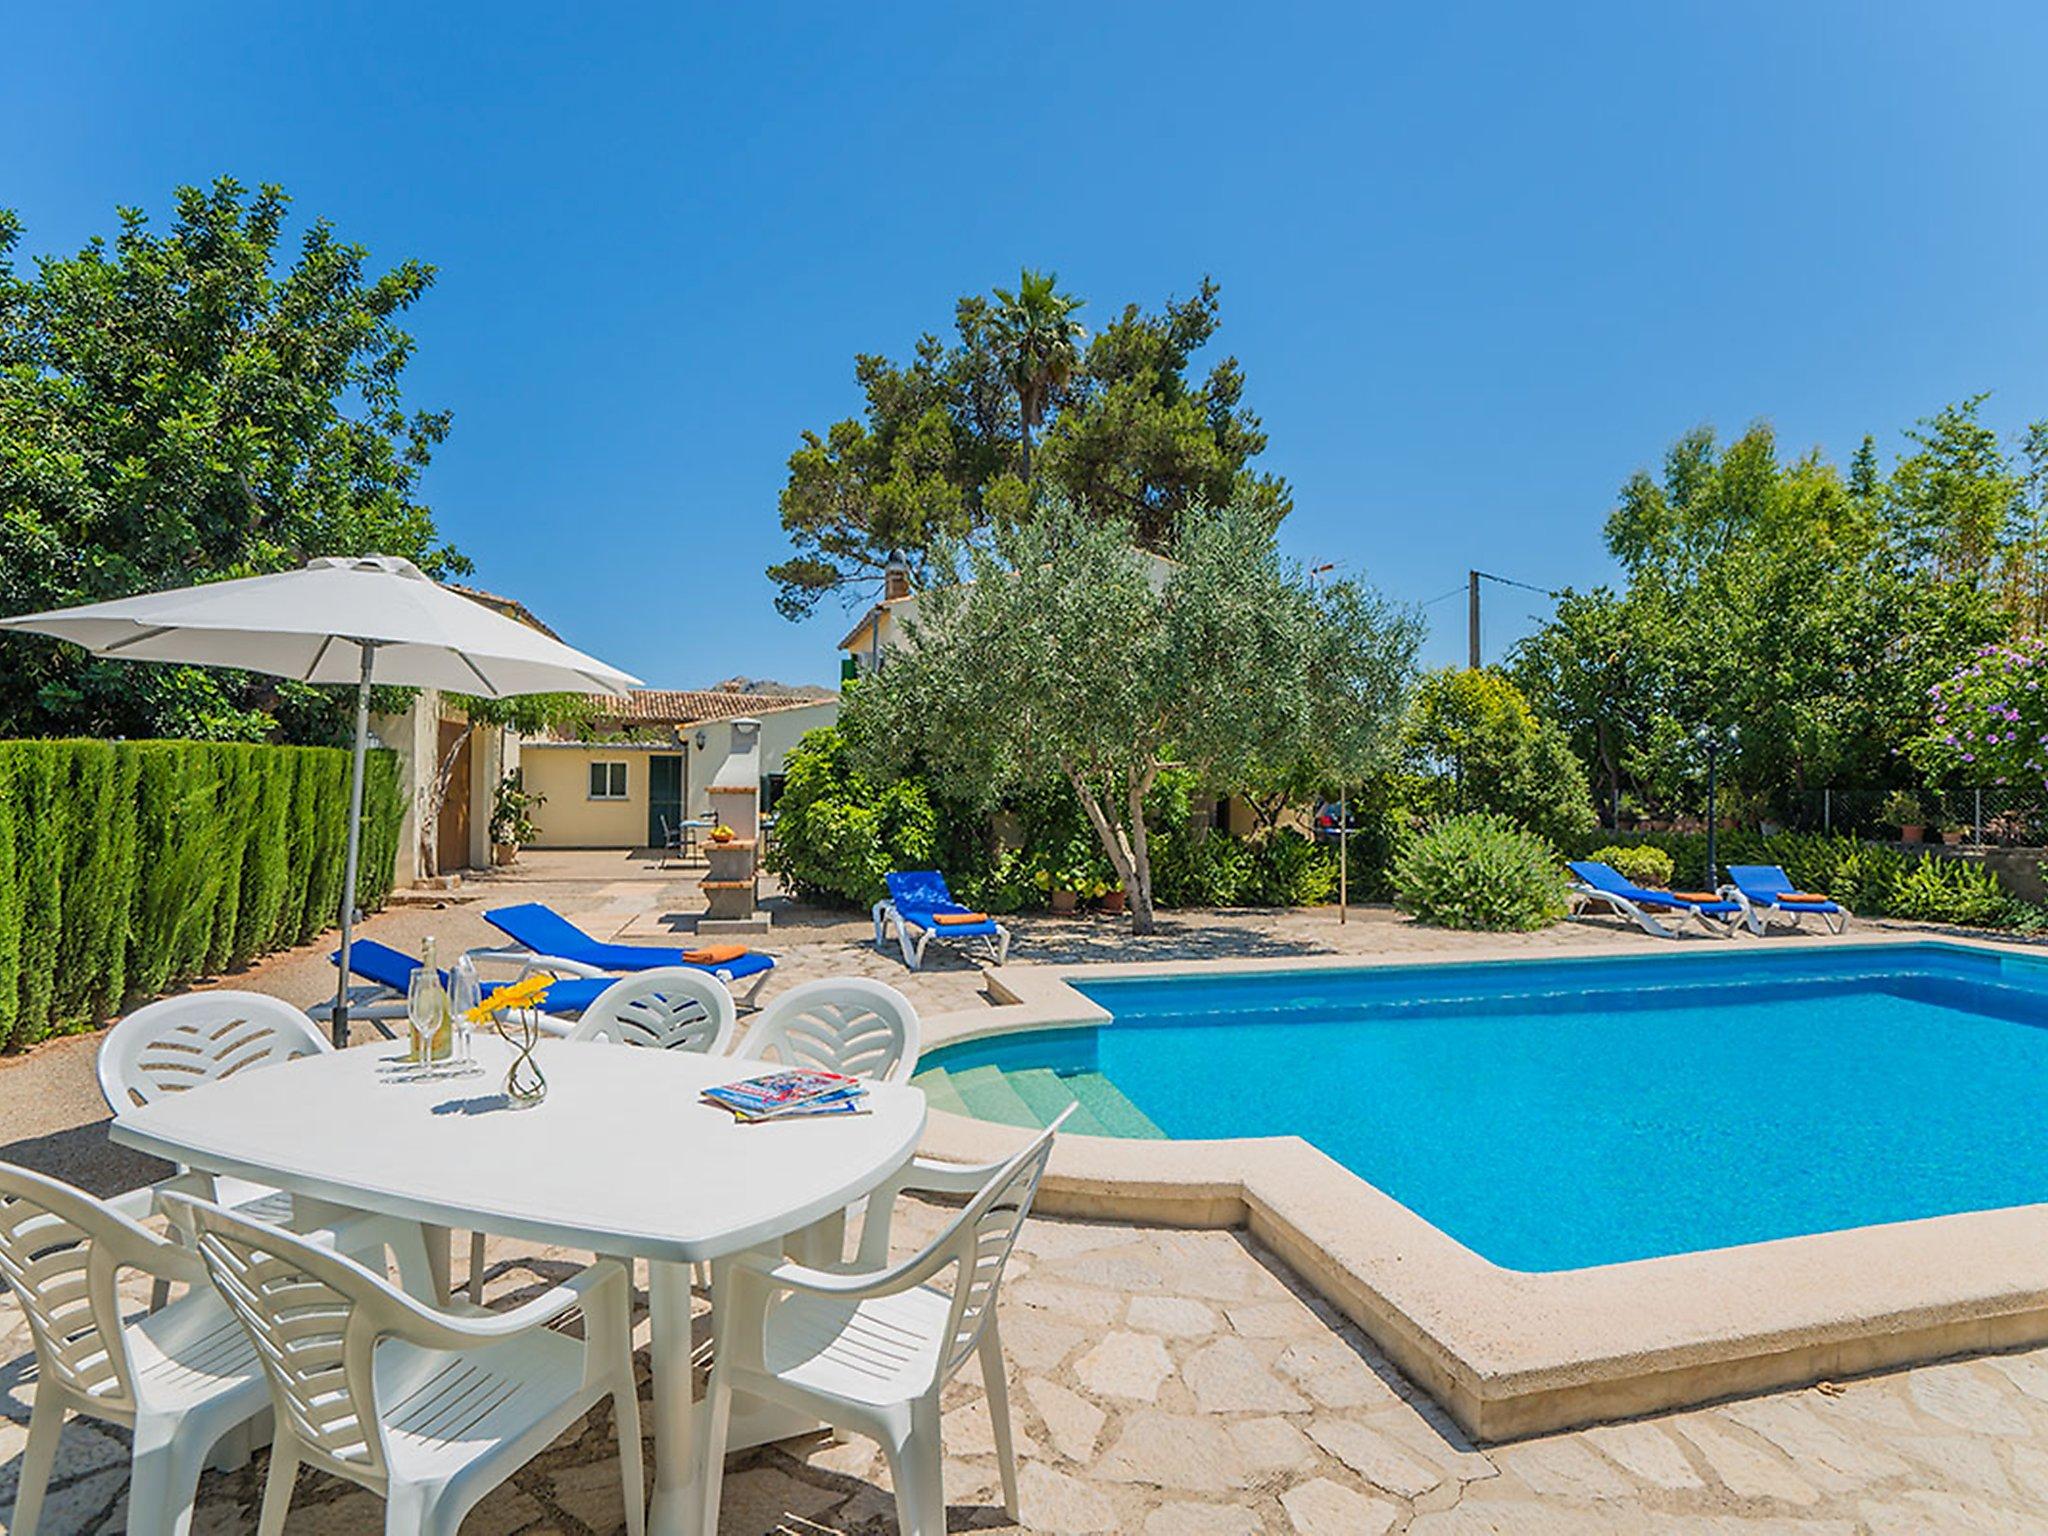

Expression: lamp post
xmin=1695 ymin=725 xmax=1733 ymax=891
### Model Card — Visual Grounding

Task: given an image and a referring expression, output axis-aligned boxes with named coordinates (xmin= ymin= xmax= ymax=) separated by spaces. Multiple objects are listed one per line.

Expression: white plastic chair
xmin=700 ymin=1110 xmax=1069 ymax=1536
xmin=567 ymin=967 xmax=737 ymax=1055
xmin=97 ymin=990 xmax=448 ymax=1304
xmin=0 ymin=1161 xmax=275 ymax=1536
xmin=732 ymin=977 xmax=921 ymax=1084
xmin=177 ymin=1196 xmax=645 ymax=1536
xmin=98 ymin=991 xmax=331 ymax=1229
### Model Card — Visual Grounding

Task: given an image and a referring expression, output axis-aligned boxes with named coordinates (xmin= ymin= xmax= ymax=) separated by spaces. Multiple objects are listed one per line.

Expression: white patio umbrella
xmin=0 ymin=555 xmax=639 ymax=1045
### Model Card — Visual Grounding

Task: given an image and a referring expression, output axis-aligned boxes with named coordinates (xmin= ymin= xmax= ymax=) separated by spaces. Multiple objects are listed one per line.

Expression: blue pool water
xmin=921 ymin=943 xmax=2048 ymax=1271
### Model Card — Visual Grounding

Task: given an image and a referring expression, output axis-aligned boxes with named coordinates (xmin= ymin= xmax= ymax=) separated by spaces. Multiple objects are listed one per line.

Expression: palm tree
xmin=989 ymin=267 xmax=1085 ymax=486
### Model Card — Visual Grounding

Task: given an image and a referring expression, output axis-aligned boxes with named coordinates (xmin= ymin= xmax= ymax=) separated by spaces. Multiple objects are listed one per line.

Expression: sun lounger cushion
xmin=485 ymin=902 xmax=775 ymax=979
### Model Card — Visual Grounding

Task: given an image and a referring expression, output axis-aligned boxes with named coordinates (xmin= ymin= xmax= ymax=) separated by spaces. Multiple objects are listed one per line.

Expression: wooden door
xmin=437 ymin=720 xmax=473 ymax=872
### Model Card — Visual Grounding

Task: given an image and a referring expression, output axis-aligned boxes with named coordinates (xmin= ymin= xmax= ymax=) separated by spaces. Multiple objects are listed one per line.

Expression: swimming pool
xmin=915 ymin=942 xmax=2048 ymax=1271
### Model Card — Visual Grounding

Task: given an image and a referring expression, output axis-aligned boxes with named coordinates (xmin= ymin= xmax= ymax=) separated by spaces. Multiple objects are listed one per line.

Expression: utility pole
xmin=1467 ymin=570 xmax=1481 ymax=669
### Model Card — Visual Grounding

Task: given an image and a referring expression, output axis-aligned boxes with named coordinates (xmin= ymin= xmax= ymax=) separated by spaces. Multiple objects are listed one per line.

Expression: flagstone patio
xmin=8 ymin=1197 xmax=2048 ymax=1533
xmin=7 ymin=851 xmax=2048 ymax=1530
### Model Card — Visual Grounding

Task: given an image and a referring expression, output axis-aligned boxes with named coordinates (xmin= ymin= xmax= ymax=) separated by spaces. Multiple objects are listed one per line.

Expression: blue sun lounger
xmin=480 ymin=901 xmax=775 ymax=1003
xmin=1567 ymin=860 xmax=1741 ymax=940
xmin=1725 ymin=864 xmax=1848 ymax=936
xmin=329 ymin=938 xmax=612 ymax=1035
xmin=872 ymin=870 xmax=1012 ymax=970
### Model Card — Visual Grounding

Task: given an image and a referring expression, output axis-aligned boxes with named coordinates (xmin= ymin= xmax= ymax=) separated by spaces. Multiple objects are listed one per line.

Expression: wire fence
xmin=1628 ymin=788 xmax=2048 ymax=847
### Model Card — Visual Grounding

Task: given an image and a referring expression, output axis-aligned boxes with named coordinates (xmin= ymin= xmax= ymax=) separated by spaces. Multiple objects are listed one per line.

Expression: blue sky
xmin=9 ymin=3 xmax=2048 ymax=686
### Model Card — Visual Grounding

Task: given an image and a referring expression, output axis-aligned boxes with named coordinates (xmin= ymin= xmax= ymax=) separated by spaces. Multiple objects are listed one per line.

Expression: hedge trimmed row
xmin=0 ymin=740 xmax=403 ymax=1050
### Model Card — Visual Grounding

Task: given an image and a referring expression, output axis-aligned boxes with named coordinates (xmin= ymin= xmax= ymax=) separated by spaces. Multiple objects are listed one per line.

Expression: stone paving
xmin=8 ymin=852 xmax=2048 ymax=1530
xmin=8 ymin=1201 xmax=2048 ymax=1533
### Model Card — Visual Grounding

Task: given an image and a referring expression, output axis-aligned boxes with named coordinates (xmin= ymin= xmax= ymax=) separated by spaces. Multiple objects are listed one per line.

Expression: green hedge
xmin=0 ymin=740 xmax=403 ymax=1050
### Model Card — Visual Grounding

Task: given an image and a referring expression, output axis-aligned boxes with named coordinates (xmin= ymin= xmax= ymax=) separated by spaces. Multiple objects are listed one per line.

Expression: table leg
xmin=647 ymin=1260 xmax=700 ymax=1536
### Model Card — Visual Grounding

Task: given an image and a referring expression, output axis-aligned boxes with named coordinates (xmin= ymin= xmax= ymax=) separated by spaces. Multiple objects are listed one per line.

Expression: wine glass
xmin=406 ymin=965 xmax=442 ymax=1071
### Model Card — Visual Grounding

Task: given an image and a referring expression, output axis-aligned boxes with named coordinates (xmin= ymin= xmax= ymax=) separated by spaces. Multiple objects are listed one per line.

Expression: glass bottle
xmin=419 ymin=933 xmax=448 ymax=1064
xmin=409 ymin=936 xmax=448 ymax=1067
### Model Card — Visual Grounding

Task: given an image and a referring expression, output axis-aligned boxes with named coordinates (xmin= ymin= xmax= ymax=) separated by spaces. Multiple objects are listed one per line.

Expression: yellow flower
xmin=467 ymin=973 xmax=553 ymax=1021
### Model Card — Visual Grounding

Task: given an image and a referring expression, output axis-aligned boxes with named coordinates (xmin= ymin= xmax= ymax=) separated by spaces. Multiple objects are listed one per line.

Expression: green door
xmin=648 ymin=755 xmax=683 ymax=846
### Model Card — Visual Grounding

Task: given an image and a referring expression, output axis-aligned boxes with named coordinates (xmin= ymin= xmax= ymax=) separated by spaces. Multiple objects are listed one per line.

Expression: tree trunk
xmin=1067 ymin=768 xmax=1154 ymax=933
xmin=1125 ymin=766 xmax=1158 ymax=935
xmin=1020 ymin=417 xmax=1034 ymax=485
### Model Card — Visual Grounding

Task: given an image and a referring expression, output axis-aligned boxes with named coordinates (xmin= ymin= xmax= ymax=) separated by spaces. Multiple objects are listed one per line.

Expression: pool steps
xmin=913 ymin=1063 xmax=1166 ymax=1138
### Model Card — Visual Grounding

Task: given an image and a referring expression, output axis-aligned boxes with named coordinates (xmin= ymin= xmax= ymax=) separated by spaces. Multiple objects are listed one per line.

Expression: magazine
xmin=727 ymin=1086 xmax=870 ymax=1122
xmin=702 ymin=1068 xmax=860 ymax=1118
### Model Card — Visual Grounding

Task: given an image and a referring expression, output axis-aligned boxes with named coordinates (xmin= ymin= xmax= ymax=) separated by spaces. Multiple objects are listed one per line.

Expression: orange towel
xmin=683 ymin=944 xmax=749 ymax=964
xmin=933 ymin=911 xmax=991 ymax=926
xmin=1669 ymin=891 xmax=1720 ymax=903
xmin=1780 ymin=892 xmax=1831 ymax=904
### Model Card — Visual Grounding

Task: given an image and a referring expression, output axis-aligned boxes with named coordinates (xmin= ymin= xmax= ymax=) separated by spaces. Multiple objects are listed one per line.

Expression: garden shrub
xmin=765 ymin=727 xmax=939 ymax=907
xmin=0 ymin=740 xmax=402 ymax=1050
xmin=1239 ymin=830 xmax=1339 ymax=907
xmin=1394 ymin=812 xmax=1570 ymax=932
xmin=1584 ymin=843 xmax=1674 ymax=890
xmin=1884 ymin=857 xmax=2011 ymax=927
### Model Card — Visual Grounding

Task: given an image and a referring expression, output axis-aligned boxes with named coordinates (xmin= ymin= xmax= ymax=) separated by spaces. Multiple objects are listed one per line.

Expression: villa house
xmin=520 ymin=686 xmax=838 ymax=849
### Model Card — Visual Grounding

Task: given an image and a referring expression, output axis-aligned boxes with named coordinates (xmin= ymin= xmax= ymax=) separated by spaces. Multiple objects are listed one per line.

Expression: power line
xmin=1472 ymin=569 xmax=1559 ymax=599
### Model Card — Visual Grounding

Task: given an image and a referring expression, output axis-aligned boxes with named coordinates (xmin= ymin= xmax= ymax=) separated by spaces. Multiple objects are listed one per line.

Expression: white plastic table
xmin=111 ymin=1036 xmax=926 ymax=1536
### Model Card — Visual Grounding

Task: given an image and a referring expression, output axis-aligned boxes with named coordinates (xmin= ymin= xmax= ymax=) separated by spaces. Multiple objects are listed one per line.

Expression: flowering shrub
xmin=1913 ymin=638 xmax=2048 ymax=788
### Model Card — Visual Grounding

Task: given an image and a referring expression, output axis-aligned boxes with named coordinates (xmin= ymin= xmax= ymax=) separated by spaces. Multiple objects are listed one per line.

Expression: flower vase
xmin=495 ymin=1012 xmax=548 ymax=1109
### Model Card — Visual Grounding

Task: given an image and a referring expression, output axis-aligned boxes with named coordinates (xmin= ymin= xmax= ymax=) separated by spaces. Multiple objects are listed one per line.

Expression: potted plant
xmin=1882 ymin=789 xmax=1925 ymax=844
xmin=488 ymin=772 xmax=543 ymax=865
xmin=1100 ymin=881 xmax=1127 ymax=915
xmin=1036 ymin=843 xmax=1105 ymax=915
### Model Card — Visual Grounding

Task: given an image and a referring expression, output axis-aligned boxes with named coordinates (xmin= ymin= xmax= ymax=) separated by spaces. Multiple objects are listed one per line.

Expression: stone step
xmin=1066 ymin=1072 xmax=1168 ymax=1139
xmin=947 ymin=1064 xmax=1043 ymax=1128
xmin=1005 ymin=1068 xmax=1112 ymax=1136
xmin=912 ymin=1066 xmax=970 ymax=1118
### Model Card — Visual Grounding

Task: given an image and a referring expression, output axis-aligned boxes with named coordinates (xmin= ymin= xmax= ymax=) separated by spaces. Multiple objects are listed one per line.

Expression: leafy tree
xmin=1514 ymin=411 xmax=2016 ymax=825
xmin=769 ymin=275 xmax=1288 ymax=617
xmin=842 ymin=500 xmax=1417 ymax=933
xmin=0 ymin=179 xmax=465 ymax=741
xmin=1402 ymin=668 xmax=1596 ymax=844
xmin=988 ymin=268 xmax=1085 ymax=486
xmin=761 ymin=726 xmax=939 ymax=905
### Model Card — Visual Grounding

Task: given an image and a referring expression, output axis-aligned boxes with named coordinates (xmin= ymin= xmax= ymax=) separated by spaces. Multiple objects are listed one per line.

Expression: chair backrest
xmin=179 ymin=1197 xmax=400 ymax=1491
xmin=734 ymin=978 xmax=920 ymax=1083
xmin=1567 ymin=860 xmax=1635 ymax=896
xmin=0 ymin=1162 xmax=192 ymax=1413
xmin=931 ymin=1111 xmax=1068 ymax=1377
xmin=1727 ymin=864 xmax=1792 ymax=896
xmin=485 ymin=902 xmax=596 ymax=960
xmin=885 ymin=870 xmax=954 ymax=912
xmin=98 ymin=990 xmax=330 ymax=1114
xmin=568 ymin=968 xmax=737 ymax=1054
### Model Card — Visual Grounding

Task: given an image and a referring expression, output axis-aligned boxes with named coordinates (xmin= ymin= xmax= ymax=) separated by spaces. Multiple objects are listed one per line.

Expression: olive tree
xmin=843 ymin=501 xmax=1419 ymax=933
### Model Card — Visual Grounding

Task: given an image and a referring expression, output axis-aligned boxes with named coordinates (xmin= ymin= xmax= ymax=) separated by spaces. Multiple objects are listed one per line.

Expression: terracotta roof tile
xmin=589 ymin=689 xmax=833 ymax=726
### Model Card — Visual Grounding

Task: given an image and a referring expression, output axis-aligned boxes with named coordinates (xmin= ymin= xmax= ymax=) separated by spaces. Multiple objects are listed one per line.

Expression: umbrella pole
xmin=330 ymin=645 xmax=377 ymax=1048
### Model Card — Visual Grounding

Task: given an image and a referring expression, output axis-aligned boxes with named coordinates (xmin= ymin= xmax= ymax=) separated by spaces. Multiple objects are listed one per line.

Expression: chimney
xmin=883 ymin=559 xmax=912 ymax=602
